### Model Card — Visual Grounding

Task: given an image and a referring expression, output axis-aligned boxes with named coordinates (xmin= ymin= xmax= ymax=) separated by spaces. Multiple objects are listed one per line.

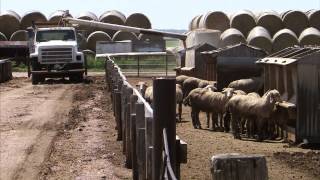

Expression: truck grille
xmin=40 ymin=48 xmax=73 ymax=63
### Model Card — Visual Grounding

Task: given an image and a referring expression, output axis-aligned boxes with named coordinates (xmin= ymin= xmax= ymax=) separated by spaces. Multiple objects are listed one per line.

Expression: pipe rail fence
xmin=0 ymin=59 xmax=12 ymax=83
xmin=105 ymin=58 xmax=187 ymax=180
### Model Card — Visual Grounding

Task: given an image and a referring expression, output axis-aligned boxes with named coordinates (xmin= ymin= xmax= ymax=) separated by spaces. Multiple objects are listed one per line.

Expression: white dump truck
xmin=28 ymin=26 xmax=85 ymax=84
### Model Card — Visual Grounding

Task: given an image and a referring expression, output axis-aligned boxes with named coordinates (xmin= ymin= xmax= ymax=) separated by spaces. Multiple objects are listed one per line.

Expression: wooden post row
xmin=135 ymin=103 xmax=146 ymax=180
xmin=125 ymin=87 xmax=134 ymax=168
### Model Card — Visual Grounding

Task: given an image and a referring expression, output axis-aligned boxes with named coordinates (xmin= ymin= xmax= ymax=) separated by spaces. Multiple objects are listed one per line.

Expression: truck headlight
xmin=76 ymin=55 xmax=82 ymax=61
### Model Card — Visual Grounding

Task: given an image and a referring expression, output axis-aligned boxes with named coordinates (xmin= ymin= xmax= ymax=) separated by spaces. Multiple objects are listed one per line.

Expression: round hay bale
xmin=20 ymin=11 xmax=47 ymax=30
xmin=257 ymin=11 xmax=283 ymax=36
xmin=299 ymin=27 xmax=320 ymax=46
xmin=10 ymin=30 xmax=28 ymax=41
xmin=48 ymin=10 xmax=73 ymax=23
xmin=220 ymin=28 xmax=246 ymax=47
xmin=77 ymin=11 xmax=98 ymax=21
xmin=247 ymin=26 xmax=272 ymax=53
xmin=272 ymin=28 xmax=298 ymax=52
xmin=125 ymin=13 xmax=151 ymax=29
xmin=87 ymin=31 xmax=111 ymax=51
xmin=308 ymin=10 xmax=320 ymax=30
xmin=189 ymin=15 xmax=201 ymax=30
xmin=198 ymin=11 xmax=230 ymax=32
xmin=282 ymin=10 xmax=309 ymax=36
xmin=99 ymin=10 xmax=126 ymax=37
xmin=0 ymin=32 xmax=8 ymax=41
xmin=76 ymin=33 xmax=87 ymax=50
xmin=230 ymin=10 xmax=257 ymax=37
xmin=280 ymin=10 xmax=292 ymax=18
xmin=112 ymin=31 xmax=138 ymax=41
xmin=0 ymin=10 xmax=21 ymax=40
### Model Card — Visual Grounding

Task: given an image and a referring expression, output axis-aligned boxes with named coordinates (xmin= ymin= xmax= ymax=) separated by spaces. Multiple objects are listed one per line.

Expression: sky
xmin=0 ymin=0 xmax=319 ymax=29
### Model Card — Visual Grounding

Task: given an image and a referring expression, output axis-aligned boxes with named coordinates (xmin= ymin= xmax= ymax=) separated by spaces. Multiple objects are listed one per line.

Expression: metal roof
xmin=201 ymin=43 xmax=265 ymax=56
xmin=256 ymin=46 xmax=320 ymax=65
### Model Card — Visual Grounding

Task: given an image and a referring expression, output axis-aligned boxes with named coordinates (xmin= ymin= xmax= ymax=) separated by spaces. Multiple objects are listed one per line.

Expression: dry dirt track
xmin=0 ymin=74 xmax=131 ymax=180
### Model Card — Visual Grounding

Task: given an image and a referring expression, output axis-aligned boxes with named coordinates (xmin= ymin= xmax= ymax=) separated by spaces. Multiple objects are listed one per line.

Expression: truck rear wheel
xmin=69 ymin=73 xmax=83 ymax=83
xmin=32 ymin=74 xmax=39 ymax=85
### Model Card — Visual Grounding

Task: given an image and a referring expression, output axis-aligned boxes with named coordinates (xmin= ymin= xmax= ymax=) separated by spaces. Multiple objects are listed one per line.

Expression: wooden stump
xmin=210 ymin=153 xmax=268 ymax=180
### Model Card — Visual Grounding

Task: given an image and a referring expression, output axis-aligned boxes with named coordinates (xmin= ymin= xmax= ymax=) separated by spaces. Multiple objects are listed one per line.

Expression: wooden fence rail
xmin=105 ymin=57 xmax=187 ymax=180
xmin=0 ymin=59 xmax=12 ymax=83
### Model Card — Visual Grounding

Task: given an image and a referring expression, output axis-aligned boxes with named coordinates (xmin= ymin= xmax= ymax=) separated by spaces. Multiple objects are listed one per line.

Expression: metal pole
xmin=137 ymin=56 xmax=140 ymax=77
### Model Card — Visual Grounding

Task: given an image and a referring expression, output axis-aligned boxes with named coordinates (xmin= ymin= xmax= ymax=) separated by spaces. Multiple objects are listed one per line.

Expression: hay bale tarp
xmin=0 ymin=10 xmax=21 ymax=40
xmin=20 ymin=10 xmax=47 ymax=30
xmin=247 ymin=26 xmax=272 ymax=53
xmin=299 ymin=27 xmax=320 ymax=46
xmin=220 ymin=28 xmax=246 ymax=47
xmin=230 ymin=10 xmax=256 ymax=37
xmin=198 ymin=11 xmax=230 ymax=32
xmin=125 ymin=13 xmax=152 ymax=29
xmin=0 ymin=59 xmax=12 ymax=83
xmin=87 ymin=31 xmax=111 ymax=51
xmin=257 ymin=11 xmax=283 ymax=36
xmin=272 ymin=28 xmax=298 ymax=52
xmin=282 ymin=10 xmax=309 ymax=36
xmin=10 ymin=30 xmax=28 ymax=41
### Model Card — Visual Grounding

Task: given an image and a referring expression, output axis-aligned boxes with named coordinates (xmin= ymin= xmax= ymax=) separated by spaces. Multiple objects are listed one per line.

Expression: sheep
xmin=176 ymin=75 xmax=190 ymax=86
xmin=182 ymin=77 xmax=216 ymax=98
xmin=227 ymin=89 xmax=281 ymax=141
xmin=136 ymin=81 xmax=148 ymax=97
xmin=227 ymin=76 xmax=264 ymax=94
xmin=184 ymin=87 xmax=235 ymax=130
xmin=144 ymin=86 xmax=153 ymax=104
xmin=176 ymin=84 xmax=183 ymax=122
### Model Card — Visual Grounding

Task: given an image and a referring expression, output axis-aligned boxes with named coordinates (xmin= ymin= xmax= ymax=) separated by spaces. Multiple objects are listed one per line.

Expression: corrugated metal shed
xmin=257 ymin=46 xmax=320 ymax=143
xmin=201 ymin=43 xmax=267 ymax=90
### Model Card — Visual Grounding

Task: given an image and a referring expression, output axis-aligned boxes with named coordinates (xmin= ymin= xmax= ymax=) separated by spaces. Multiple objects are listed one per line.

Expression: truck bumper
xmin=31 ymin=69 xmax=85 ymax=78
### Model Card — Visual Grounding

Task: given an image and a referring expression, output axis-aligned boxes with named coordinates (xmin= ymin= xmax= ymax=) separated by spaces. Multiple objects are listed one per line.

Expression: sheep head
xmin=204 ymin=85 xmax=217 ymax=92
xmin=222 ymin=88 xmax=235 ymax=99
xmin=136 ymin=82 xmax=148 ymax=97
xmin=266 ymin=89 xmax=282 ymax=104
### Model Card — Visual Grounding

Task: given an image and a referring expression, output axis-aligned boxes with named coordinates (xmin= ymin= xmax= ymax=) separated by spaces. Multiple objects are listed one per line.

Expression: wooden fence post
xmin=130 ymin=95 xmax=139 ymax=179
xmin=121 ymin=85 xmax=128 ymax=154
xmin=152 ymin=78 xmax=176 ymax=180
xmin=145 ymin=117 xmax=153 ymax=180
xmin=210 ymin=154 xmax=268 ymax=180
xmin=125 ymin=88 xmax=134 ymax=168
xmin=136 ymin=103 xmax=146 ymax=180
xmin=114 ymin=90 xmax=122 ymax=140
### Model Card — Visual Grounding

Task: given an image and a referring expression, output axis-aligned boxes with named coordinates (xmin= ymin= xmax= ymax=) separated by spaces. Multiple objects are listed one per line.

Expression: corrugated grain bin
xmin=186 ymin=29 xmax=221 ymax=48
xmin=48 ymin=10 xmax=73 ymax=23
xmin=299 ymin=27 xmax=320 ymax=46
xmin=220 ymin=28 xmax=246 ymax=47
xmin=87 ymin=31 xmax=111 ymax=51
xmin=0 ymin=10 xmax=20 ymax=40
xmin=77 ymin=11 xmax=98 ymax=21
xmin=282 ymin=10 xmax=309 ymax=36
xmin=230 ymin=10 xmax=256 ymax=37
xmin=257 ymin=11 xmax=283 ymax=36
xmin=100 ymin=10 xmax=126 ymax=36
xmin=257 ymin=47 xmax=320 ymax=143
xmin=125 ymin=13 xmax=151 ymax=29
xmin=272 ymin=28 xmax=298 ymax=52
xmin=198 ymin=11 xmax=230 ymax=32
xmin=20 ymin=11 xmax=47 ymax=29
xmin=112 ymin=31 xmax=138 ymax=41
xmin=247 ymin=26 xmax=272 ymax=53
xmin=10 ymin=30 xmax=28 ymax=41
xmin=307 ymin=10 xmax=320 ymax=30
xmin=0 ymin=32 xmax=8 ymax=41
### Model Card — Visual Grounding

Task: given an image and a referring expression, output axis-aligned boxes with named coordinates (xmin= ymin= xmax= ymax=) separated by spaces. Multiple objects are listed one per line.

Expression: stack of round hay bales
xmin=77 ymin=11 xmax=99 ymax=36
xmin=125 ymin=13 xmax=151 ymax=29
xmin=299 ymin=27 xmax=320 ymax=46
xmin=0 ymin=10 xmax=21 ymax=40
xmin=10 ymin=30 xmax=28 ymax=41
xmin=198 ymin=11 xmax=230 ymax=32
xmin=87 ymin=31 xmax=111 ymax=51
xmin=189 ymin=15 xmax=202 ymax=31
xmin=307 ymin=10 xmax=320 ymax=30
xmin=220 ymin=28 xmax=246 ymax=47
xmin=282 ymin=10 xmax=309 ymax=37
xmin=99 ymin=10 xmax=126 ymax=36
xmin=0 ymin=32 xmax=8 ymax=41
xmin=20 ymin=11 xmax=47 ymax=29
xmin=112 ymin=31 xmax=138 ymax=41
xmin=247 ymin=26 xmax=272 ymax=53
xmin=48 ymin=10 xmax=73 ymax=23
xmin=272 ymin=29 xmax=298 ymax=52
xmin=257 ymin=11 xmax=283 ymax=36
xmin=230 ymin=10 xmax=256 ymax=37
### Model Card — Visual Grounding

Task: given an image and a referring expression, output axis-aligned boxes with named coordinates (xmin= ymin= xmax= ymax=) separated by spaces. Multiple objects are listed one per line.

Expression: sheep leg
xmin=231 ymin=113 xmax=241 ymax=139
xmin=240 ymin=118 xmax=246 ymax=134
xmin=206 ymin=112 xmax=210 ymax=128
xmin=191 ymin=108 xmax=197 ymax=129
xmin=210 ymin=113 xmax=218 ymax=131
xmin=218 ymin=114 xmax=224 ymax=132
xmin=178 ymin=102 xmax=182 ymax=122
xmin=256 ymin=118 xmax=266 ymax=142
xmin=196 ymin=110 xmax=201 ymax=129
xmin=223 ymin=112 xmax=231 ymax=132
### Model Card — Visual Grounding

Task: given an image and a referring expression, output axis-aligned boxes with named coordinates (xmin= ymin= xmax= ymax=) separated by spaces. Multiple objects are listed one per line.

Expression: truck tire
xmin=69 ymin=72 xmax=83 ymax=83
xmin=31 ymin=74 xmax=39 ymax=85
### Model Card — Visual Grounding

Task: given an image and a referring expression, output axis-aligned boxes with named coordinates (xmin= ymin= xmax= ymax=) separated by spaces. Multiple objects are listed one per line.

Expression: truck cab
xmin=29 ymin=27 xmax=85 ymax=84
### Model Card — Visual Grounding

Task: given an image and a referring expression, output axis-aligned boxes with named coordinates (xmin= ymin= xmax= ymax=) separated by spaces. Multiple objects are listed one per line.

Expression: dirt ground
xmin=126 ymin=77 xmax=320 ymax=180
xmin=0 ymin=74 xmax=131 ymax=179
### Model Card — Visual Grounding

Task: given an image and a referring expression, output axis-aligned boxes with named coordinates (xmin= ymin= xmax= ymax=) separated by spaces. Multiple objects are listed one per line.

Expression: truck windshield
xmin=36 ymin=30 xmax=75 ymax=42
